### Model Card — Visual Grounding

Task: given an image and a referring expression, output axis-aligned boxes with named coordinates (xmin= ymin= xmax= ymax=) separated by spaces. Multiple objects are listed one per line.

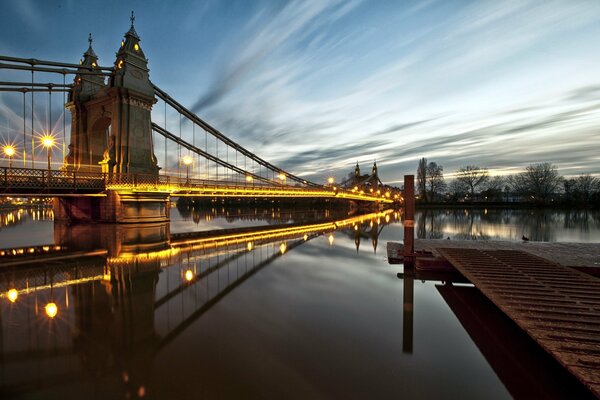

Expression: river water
xmin=0 ymin=206 xmax=597 ymax=399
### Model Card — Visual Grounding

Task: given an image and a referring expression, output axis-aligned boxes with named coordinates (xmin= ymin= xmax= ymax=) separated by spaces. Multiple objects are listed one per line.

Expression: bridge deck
xmin=0 ymin=166 xmax=393 ymax=203
xmin=436 ymin=247 xmax=600 ymax=397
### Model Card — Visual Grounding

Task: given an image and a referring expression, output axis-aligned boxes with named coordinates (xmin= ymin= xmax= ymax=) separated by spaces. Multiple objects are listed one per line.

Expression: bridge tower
xmin=372 ymin=161 xmax=379 ymax=191
xmin=56 ymin=16 xmax=167 ymax=224
xmin=65 ymin=15 xmax=158 ymax=174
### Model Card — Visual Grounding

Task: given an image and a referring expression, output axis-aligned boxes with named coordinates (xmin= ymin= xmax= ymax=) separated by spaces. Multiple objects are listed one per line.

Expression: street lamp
xmin=3 ymin=145 xmax=15 ymax=171
xmin=41 ymin=135 xmax=55 ymax=172
xmin=182 ymin=155 xmax=193 ymax=183
xmin=327 ymin=177 xmax=334 ymax=185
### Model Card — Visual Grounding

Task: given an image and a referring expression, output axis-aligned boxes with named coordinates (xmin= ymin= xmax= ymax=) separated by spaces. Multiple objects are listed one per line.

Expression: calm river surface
xmin=0 ymin=206 xmax=597 ymax=399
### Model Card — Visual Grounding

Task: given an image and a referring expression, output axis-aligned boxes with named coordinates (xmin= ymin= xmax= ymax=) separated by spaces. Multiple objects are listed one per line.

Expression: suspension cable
xmin=30 ymin=70 xmax=34 ymax=168
xmin=153 ymin=84 xmax=318 ymax=187
xmin=151 ymin=123 xmax=276 ymax=186
xmin=62 ymin=73 xmax=66 ymax=165
xmin=22 ymin=91 xmax=26 ymax=167
xmin=164 ymin=99 xmax=167 ymax=175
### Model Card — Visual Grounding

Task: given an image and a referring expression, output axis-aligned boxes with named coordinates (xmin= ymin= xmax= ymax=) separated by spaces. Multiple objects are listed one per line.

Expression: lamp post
xmin=182 ymin=155 xmax=193 ymax=184
xmin=3 ymin=145 xmax=15 ymax=171
xmin=41 ymin=135 xmax=54 ymax=172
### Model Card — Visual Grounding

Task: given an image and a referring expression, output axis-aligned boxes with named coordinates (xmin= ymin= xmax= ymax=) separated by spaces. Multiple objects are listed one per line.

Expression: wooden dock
xmin=388 ymin=240 xmax=600 ymax=397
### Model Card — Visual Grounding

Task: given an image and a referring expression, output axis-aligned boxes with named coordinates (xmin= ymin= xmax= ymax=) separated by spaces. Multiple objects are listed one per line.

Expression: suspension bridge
xmin=0 ymin=16 xmax=396 ymax=223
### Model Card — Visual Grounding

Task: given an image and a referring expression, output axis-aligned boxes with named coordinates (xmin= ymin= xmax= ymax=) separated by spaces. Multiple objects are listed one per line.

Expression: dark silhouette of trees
xmin=564 ymin=175 xmax=600 ymax=205
xmin=509 ymin=163 xmax=562 ymax=204
xmin=455 ymin=165 xmax=489 ymax=200
xmin=417 ymin=157 xmax=428 ymax=202
xmin=426 ymin=162 xmax=446 ymax=201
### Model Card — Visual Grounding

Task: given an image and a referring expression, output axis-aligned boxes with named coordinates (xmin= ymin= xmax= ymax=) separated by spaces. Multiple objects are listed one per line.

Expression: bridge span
xmin=0 ymin=16 xmax=398 ymax=223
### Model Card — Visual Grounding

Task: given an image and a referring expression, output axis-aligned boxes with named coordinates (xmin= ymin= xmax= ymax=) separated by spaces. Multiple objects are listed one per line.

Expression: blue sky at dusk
xmin=0 ymin=0 xmax=599 ymax=184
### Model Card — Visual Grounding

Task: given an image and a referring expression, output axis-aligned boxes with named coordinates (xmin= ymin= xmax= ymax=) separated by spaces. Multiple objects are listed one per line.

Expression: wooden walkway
xmin=437 ymin=247 xmax=600 ymax=397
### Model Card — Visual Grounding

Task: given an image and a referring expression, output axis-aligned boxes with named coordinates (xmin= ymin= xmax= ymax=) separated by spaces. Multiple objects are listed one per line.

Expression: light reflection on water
xmin=0 ymin=206 xmax=595 ymax=399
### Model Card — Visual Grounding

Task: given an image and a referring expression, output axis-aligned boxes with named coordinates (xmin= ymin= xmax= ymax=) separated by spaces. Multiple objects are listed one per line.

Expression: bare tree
xmin=426 ymin=162 xmax=446 ymax=201
xmin=511 ymin=163 xmax=562 ymax=203
xmin=455 ymin=165 xmax=489 ymax=199
xmin=417 ymin=157 xmax=428 ymax=202
xmin=565 ymin=174 xmax=600 ymax=204
xmin=482 ymin=175 xmax=505 ymax=201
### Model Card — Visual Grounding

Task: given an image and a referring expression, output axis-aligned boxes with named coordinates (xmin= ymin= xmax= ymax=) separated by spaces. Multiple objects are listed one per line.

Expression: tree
xmin=455 ymin=165 xmax=489 ymax=199
xmin=416 ymin=157 xmax=428 ymax=202
xmin=426 ymin=162 xmax=446 ymax=201
xmin=511 ymin=163 xmax=562 ymax=203
xmin=564 ymin=174 xmax=600 ymax=204
xmin=481 ymin=175 xmax=505 ymax=201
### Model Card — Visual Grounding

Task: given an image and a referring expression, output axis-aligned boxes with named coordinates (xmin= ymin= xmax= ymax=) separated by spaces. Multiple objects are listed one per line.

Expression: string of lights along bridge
xmin=0 ymin=14 xmax=398 ymax=223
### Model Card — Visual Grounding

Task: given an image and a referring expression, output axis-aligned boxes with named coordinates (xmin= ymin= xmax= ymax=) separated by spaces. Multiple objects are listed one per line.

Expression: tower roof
xmin=83 ymin=33 xmax=97 ymax=59
xmin=116 ymin=11 xmax=146 ymax=61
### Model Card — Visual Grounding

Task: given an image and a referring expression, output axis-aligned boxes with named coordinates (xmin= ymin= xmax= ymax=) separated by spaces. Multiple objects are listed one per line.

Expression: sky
xmin=0 ymin=0 xmax=599 ymax=184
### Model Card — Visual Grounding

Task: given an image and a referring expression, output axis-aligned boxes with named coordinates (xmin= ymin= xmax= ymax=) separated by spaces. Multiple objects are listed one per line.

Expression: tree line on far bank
xmin=416 ymin=157 xmax=600 ymax=207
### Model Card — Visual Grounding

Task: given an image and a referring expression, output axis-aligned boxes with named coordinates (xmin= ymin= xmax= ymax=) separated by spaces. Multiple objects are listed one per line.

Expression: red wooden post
xmin=404 ymin=175 xmax=415 ymax=264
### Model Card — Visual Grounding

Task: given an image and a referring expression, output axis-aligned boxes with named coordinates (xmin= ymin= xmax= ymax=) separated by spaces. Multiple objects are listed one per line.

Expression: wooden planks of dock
xmin=436 ymin=247 xmax=600 ymax=397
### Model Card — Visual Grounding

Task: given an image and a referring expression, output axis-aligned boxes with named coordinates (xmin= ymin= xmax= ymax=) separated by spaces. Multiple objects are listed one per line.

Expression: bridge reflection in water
xmin=0 ymin=209 xmax=397 ymax=398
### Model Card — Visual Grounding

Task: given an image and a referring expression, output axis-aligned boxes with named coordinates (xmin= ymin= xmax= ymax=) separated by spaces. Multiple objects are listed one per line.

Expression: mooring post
xmin=404 ymin=174 xmax=415 ymax=264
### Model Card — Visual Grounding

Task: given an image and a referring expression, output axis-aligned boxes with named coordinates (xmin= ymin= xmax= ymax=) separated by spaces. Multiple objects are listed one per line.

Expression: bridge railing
xmin=0 ymin=166 xmax=105 ymax=191
xmin=0 ymin=166 xmax=392 ymax=201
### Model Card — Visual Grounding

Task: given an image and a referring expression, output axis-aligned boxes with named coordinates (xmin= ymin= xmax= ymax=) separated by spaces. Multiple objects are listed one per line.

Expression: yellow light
xmin=182 ymin=155 xmax=193 ymax=165
xmin=247 ymin=242 xmax=253 ymax=251
xmin=332 ymin=186 xmax=337 ymax=191
xmin=184 ymin=269 xmax=194 ymax=282
xmin=134 ymin=43 xmax=140 ymax=51
xmin=303 ymin=234 xmax=308 ymax=241
xmin=327 ymin=177 xmax=334 ymax=184
xmin=385 ymin=192 xmax=391 ymax=198
xmin=246 ymin=176 xmax=253 ymax=182
xmin=354 ymin=186 xmax=358 ymax=191
xmin=278 ymin=173 xmax=286 ymax=180
xmin=279 ymin=242 xmax=286 ymax=254
xmin=118 ymin=59 xmax=124 ymax=69
xmin=328 ymin=234 xmax=334 ymax=245
xmin=7 ymin=289 xmax=18 ymax=303
xmin=92 ymin=62 xmax=97 ymax=68
xmin=3 ymin=145 xmax=15 ymax=157
xmin=45 ymin=302 xmax=58 ymax=318
xmin=377 ymin=190 xmax=381 ymax=195
xmin=370 ymin=188 xmax=373 ymax=193
xmin=385 ymin=214 xmax=390 ymax=223
xmin=41 ymin=135 xmax=55 ymax=148
xmin=121 ymin=40 xmax=125 ymax=47
xmin=354 ymin=225 xmax=358 ymax=231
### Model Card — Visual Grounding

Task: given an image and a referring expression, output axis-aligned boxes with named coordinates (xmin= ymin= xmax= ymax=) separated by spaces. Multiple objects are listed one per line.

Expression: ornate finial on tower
xmin=83 ymin=32 xmax=97 ymax=60
xmin=130 ymin=10 xmax=135 ymax=27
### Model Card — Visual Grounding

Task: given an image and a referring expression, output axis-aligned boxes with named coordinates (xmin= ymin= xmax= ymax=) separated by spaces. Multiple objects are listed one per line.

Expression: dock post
xmin=404 ymin=175 xmax=415 ymax=265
